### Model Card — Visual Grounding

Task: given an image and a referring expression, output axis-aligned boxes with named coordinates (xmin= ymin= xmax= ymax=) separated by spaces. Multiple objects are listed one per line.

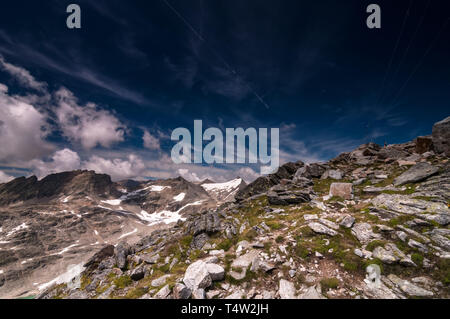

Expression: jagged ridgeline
xmin=1 ymin=117 xmax=449 ymax=299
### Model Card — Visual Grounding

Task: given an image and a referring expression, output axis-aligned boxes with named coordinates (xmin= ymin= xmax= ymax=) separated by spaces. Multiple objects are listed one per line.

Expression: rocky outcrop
xmin=432 ymin=116 xmax=450 ymax=156
xmin=235 ymin=161 xmax=304 ymax=200
xmin=393 ymin=163 xmax=439 ymax=186
xmin=415 ymin=136 xmax=434 ymax=154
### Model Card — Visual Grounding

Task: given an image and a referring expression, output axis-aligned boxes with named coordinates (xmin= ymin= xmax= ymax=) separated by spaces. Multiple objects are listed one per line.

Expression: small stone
xmin=173 ymin=283 xmax=191 ymax=299
xmin=340 ymin=215 xmax=355 ymax=228
xmin=192 ymin=288 xmax=206 ymax=299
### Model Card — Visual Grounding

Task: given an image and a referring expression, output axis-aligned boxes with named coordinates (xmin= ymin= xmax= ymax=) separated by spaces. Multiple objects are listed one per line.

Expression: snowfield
xmin=137 ymin=200 xmax=204 ymax=226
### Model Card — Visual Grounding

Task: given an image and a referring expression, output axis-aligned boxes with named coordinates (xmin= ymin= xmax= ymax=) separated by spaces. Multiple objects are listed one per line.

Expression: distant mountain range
xmin=0 ymin=171 xmax=245 ymax=298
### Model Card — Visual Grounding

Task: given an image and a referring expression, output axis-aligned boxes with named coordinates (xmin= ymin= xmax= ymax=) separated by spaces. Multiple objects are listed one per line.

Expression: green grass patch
xmin=411 ymin=253 xmax=424 ymax=267
xmin=320 ymin=277 xmax=339 ymax=290
xmin=366 ymin=240 xmax=387 ymax=252
xmin=113 ymin=275 xmax=132 ymax=289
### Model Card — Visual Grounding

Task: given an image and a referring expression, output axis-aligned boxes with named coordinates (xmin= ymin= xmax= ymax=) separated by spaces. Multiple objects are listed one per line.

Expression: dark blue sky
xmin=0 ymin=0 xmax=449 ymax=182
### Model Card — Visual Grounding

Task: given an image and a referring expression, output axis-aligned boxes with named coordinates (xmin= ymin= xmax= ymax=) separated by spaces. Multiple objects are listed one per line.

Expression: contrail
xmin=161 ymin=0 xmax=270 ymax=109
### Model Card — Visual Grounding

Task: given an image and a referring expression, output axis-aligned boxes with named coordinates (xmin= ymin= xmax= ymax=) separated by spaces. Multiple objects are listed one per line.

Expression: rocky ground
xmin=37 ymin=116 xmax=450 ymax=299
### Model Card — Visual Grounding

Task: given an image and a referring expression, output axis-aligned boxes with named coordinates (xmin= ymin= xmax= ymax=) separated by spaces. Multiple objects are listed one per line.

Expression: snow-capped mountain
xmin=200 ymin=178 xmax=247 ymax=203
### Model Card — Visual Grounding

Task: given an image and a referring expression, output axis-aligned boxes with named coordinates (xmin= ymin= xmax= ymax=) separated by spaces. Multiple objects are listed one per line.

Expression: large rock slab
xmin=229 ymin=250 xmax=259 ymax=280
xmin=279 ymin=279 xmax=296 ymax=299
xmin=329 ymin=183 xmax=353 ymax=200
xmin=387 ymin=274 xmax=433 ymax=297
xmin=351 ymin=223 xmax=381 ymax=244
xmin=308 ymin=222 xmax=338 ymax=236
xmin=432 ymin=116 xmax=450 ymax=156
xmin=298 ymin=284 xmax=325 ymax=299
xmin=394 ymin=162 xmax=439 ymax=186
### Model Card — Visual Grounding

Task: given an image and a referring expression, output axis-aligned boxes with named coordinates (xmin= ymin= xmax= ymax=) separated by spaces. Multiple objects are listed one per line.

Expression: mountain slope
xmin=38 ymin=116 xmax=450 ymax=300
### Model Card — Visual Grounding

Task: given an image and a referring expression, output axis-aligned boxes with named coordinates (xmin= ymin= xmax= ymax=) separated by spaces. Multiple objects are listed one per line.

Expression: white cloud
xmin=143 ymin=130 xmax=161 ymax=150
xmin=55 ymin=87 xmax=126 ymax=149
xmin=0 ymin=55 xmax=47 ymax=92
xmin=0 ymin=170 xmax=14 ymax=183
xmin=0 ymin=83 xmax=54 ymax=162
xmin=83 ymin=154 xmax=146 ymax=181
xmin=30 ymin=148 xmax=81 ymax=179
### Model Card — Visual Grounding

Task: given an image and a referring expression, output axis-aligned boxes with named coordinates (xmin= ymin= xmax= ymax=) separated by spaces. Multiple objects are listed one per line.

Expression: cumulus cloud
xmin=30 ymin=148 xmax=81 ymax=178
xmin=0 ymin=55 xmax=47 ymax=92
xmin=143 ymin=130 xmax=161 ymax=151
xmin=83 ymin=154 xmax=146 ymax=181
xmin=0 ymin=83 xmax=54 ymax=162
xmin=55 ymin=87 xmax=126 ymax=149
xmin=0 ymin=170 xmax=14 ymax=183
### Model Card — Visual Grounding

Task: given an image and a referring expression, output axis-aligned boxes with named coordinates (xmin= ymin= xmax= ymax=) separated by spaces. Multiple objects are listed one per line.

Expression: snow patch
xmin=61 ymin=196 xmax=71 ymax=203
xmin=118 ymin=228 xmax=137 ymax=239
xmin=101 ymin=199 xmax=122 ymax=206
xmin=173 ymin=192 xmax=186 ymax=202
xmin=52 ymin=244 xmax=79 ymax=255
xmin=147 ymin=185 xmax=170 ymax=192
xmin=137 ymin=200 xmax=204 ymax=226
xmin=7 ymin=223 xmax=29 ymax=237
xmin=38 ymin=263 xmax=85 ymax=291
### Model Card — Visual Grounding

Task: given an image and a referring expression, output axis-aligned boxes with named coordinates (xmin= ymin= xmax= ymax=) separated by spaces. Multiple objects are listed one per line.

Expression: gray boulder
xmin=394 ymin=162 xmax=439 ymax=186
xmin=183 ymin=260 xmax=212 ymax=290
xmin=322 ymin=169 xmax=343 ymax=180
xmin=130 ymin=265 xmax=146 ymax=281
xmin=340 ymin=215 xmax=355 ymax=228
